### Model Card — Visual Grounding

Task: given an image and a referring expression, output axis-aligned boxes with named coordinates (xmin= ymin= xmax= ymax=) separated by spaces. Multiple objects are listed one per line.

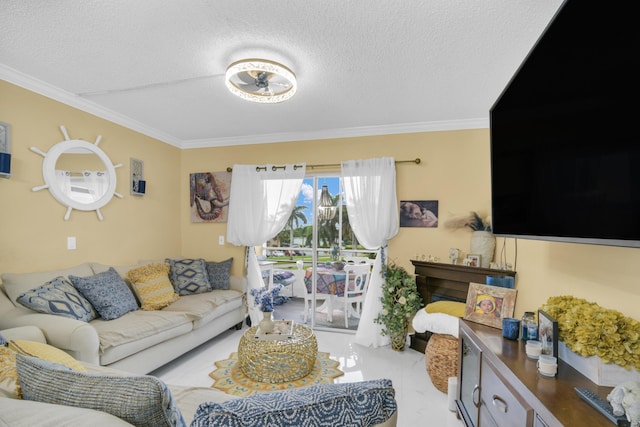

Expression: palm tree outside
xmin=286 ymin=205 xmax=308 ymax=253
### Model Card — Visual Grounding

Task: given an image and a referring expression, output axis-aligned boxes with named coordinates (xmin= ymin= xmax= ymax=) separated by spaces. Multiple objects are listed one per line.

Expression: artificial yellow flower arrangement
xmin=540 ymin=296 xmax=640 ymax=370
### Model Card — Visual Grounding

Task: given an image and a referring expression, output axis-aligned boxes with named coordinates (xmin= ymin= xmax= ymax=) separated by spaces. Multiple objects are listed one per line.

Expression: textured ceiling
xmin=0 ymin=0 xmax=564 ymax=148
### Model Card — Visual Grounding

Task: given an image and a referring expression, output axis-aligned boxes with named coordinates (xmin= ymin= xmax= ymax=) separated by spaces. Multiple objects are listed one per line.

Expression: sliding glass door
xmin=263 ymin=173 xmax=373 ymax=331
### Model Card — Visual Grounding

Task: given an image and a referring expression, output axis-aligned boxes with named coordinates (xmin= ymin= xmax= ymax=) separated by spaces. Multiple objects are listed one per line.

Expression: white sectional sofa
xmin=0 ymin=260 xmax=247 ymax=374
xmin=0 ymin=326 xmax=398 ymax=427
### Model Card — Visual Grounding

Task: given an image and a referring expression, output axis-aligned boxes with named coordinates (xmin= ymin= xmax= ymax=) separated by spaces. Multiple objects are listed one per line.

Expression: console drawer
xmin=481 ymin=357 xmax=533 ymax=426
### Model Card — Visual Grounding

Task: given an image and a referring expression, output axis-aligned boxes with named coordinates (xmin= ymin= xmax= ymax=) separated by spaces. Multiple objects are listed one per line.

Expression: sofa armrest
xmin=0 ymin=305 xmax=100 ymax=364
xmin=0 ymin=325 xmax=46 ymax=343
xmin=229 ymin=276 xmax=246 ymax=293
xmin=0 ymin=397 xmax=134 ymax=426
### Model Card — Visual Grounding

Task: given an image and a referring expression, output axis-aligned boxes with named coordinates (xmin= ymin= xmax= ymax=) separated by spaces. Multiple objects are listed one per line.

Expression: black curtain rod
xmin=226 ymin=158 xmax=421 ymax=173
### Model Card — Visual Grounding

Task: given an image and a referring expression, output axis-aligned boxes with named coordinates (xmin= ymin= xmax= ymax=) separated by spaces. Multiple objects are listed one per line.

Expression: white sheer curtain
xmin=226 ymin=164 xmax=306 ymax=325
xmin=341 ymin=157 xmax=399 ymax=347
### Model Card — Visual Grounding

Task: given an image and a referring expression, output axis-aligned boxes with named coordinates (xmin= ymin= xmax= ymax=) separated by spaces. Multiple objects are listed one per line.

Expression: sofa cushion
xmin=162 ymin=289 xmax=243 ymax=329
xmin=166 ymin=258 xmax=211 ymax=295
xmin=273 ymin=270 xmax=296 ymax=285
xmin=205 ymin=258 xmax=233 ymax=290
xmin=8 ymin=340 xmax=86 ymax=372
xmin=91 ymin=310 xmax=193 ymax=365
xmin=191 ymin=379 xmax=397 ymax=427
xmin=70 ymin=268 xmax=139 ymax=320
xmin=0 ymin=346 xmax=19 ymax=398
xmin=128 ymin=263 xmax=179 ymax=310
xmin=16 ymin=354 xmax=186 ymax=427
xmin=16 ymin=276 xmax=98 ymax=322
xmin=1 ymin=263 xmax=94 ymax=305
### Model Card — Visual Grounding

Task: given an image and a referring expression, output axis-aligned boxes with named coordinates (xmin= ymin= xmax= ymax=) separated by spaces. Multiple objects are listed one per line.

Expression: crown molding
xmin=2 ymin=63 xmax=488 ymax=150
xmin=181 ymin=118 xmax=489 ymax=149
xmin=0 ymin=64 xmax=182 ymax=148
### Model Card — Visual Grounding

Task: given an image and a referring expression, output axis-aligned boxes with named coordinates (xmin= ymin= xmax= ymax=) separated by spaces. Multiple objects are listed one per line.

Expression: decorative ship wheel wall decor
xmin=31 ymin=125 xmax=123 ymax=220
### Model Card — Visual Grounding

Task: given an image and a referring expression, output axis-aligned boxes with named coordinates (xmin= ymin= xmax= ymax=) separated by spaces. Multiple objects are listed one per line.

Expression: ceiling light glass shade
xmin=225 ymin=59 xmax=297 ymax=103
xmin=318 ymin=185 xmax=337 ymax=221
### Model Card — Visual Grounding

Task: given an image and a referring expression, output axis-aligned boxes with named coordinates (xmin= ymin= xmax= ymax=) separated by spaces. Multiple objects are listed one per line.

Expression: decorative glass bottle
xmin=521 ymin=311 xmax=535 ymax=341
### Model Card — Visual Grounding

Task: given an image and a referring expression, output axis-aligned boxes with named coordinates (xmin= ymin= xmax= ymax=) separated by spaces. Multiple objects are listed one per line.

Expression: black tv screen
xmin=490 ymin=0 xmax=640 ymax=248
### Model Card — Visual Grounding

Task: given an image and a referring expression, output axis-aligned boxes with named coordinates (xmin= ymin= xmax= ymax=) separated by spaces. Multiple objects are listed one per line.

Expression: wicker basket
xmin=425 ymin=333 xmax=459 ymax=393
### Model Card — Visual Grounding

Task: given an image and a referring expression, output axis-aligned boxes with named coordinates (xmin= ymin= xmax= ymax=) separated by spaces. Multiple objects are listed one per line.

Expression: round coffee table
xmin=237 ymin=323 xmax=318 ymax=383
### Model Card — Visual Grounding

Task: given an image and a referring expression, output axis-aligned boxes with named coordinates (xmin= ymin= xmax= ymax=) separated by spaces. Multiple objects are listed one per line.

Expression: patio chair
xmin=343 ymin=256 xmax=373 ymax=265
xmin=292 ymin=260 xmax=332 ymax=323
xmin=331 ymin=262 xmax=371 ymax=328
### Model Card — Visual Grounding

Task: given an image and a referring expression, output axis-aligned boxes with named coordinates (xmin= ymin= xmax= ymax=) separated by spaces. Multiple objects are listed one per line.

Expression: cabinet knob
xmin=492 ymin=394 xmax=508 ymax=413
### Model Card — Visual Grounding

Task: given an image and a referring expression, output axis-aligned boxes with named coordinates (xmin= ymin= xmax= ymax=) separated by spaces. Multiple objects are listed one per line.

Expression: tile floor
xmin=152 ymin=326 xmax=464 ymax=426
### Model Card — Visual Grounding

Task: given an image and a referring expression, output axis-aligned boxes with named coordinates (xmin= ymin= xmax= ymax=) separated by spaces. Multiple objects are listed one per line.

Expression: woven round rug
xmin=210 ymin=351 xmax=344 ymax=397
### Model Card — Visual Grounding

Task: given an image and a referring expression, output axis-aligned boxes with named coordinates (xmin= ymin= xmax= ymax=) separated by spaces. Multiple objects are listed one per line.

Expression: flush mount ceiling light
xmin=225 ymin=59 xmax=297 ymax=103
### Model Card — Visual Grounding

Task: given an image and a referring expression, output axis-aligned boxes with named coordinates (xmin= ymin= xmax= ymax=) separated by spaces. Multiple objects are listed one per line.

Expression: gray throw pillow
xmin=205 ymin=258 xmax=233 ymax=290
xmin=17 ymin=276 xmax=98 ymax=322
xmin=16 ymin=354 xmax=186 ymax=427
xmin=69 ymin=268 xmax=138 ymax=320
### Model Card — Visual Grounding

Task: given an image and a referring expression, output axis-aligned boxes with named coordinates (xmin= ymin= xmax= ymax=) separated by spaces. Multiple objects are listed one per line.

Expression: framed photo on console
xmin=463 ymin=282 xmax=517 ymax=329
xmin=538 ymin=310 xmax=558 ymax=358
xmin=466 ymin=254 xmax=481 ymax=267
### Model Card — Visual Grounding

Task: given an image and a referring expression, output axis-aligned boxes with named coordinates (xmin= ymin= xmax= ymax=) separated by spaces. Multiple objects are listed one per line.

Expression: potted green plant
xmin=374 ymin=261 xmax=423 ymax=351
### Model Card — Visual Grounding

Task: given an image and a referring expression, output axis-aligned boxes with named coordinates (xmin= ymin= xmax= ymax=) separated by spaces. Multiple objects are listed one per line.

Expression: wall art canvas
xmin=190 ymin=172 xmax=231 ymax=223
xmin=400 ymin=200 xmax=438 ymax=227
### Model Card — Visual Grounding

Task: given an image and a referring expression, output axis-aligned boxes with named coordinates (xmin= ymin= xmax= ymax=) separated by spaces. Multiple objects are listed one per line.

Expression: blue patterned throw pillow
xmin=273 ymin=270 xmax=295 ymax=285
xmin=191 ymin=379 xmax=397 ymax=427
xmin=205 ymin=258 xmax=233 ymax=290
xmin=166 ymin=258 xmax=212 ymax=295
xmin=17 ymin=276 xmax=98 ymax=322
xmin=69 ymin=268 xmax=138 ymax=320
xmin=16 ymin=354 xmax=186 ymax=427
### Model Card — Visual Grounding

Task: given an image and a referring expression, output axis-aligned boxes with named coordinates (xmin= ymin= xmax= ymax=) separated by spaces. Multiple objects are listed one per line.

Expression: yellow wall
xmin=3 ymin=80 xmax=640 ymax=322
xmin=0 ymin=81 xmax=182 ymax=271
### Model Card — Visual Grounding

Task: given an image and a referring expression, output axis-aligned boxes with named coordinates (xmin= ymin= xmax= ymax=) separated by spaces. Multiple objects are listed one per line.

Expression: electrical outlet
xmin=218 ymin=235 xmax=224 ymax=245
xmin=67 ymin=236 xmax=76 ymax=250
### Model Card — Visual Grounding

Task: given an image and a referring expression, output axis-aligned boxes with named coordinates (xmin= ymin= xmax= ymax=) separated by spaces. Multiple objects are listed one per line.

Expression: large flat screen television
xmin=490 ymin=0 xmax=640 ymax=249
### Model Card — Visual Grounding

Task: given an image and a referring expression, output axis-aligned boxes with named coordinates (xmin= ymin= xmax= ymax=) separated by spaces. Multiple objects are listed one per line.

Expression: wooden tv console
xmin=457 ymin=320 xmax=617 ymax=426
